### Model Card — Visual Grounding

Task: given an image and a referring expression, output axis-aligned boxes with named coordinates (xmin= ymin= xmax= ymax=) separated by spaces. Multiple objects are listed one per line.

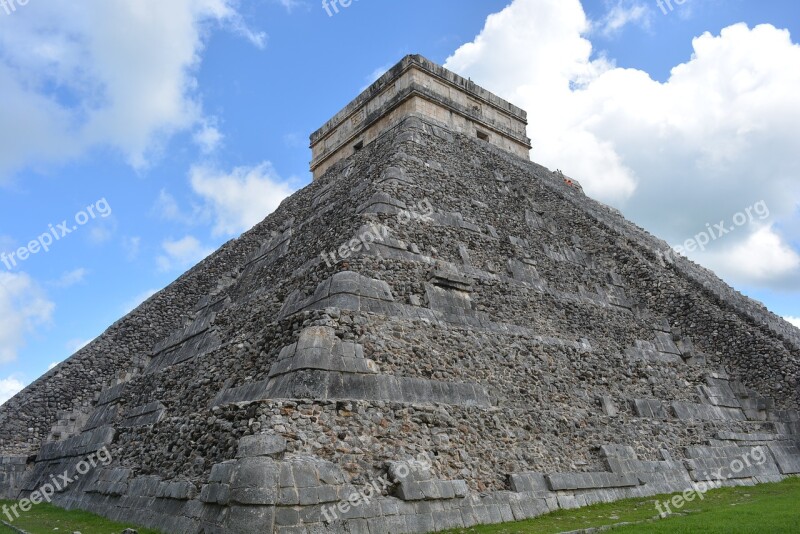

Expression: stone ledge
xmin=395 ymin=479 xmax=469 ymax=501
xmin=768 ymin=443 xmax=800 ymax=474
xmin=546 ymin=472 xmax=639 ymax=491
xmin=672 ymin=401 xmax=746 ymax=422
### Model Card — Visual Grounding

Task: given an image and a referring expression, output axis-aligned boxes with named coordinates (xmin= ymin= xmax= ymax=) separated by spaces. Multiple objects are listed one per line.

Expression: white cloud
xmin=193 ymin=121 xmax=224 ymax=153
xmin=122 ymin=236 xmax=141 ymax=261
xmin=595 ymin=0 xmax=652 ymax=37
xmin=445 ymin=0 xmax=800 ymax=289
xmin=275 ymin=0 xmax=305 ymax=14
xmin=786 ymin=316 xmax=800 ymax=329
xmin=153 ymin=189 xmax=196 ymax=224
xmin=190 ymin=162 xmax=295 ymax=236
xmin=0 ymin=376 xmax=25 ymax=405
xmin=0 ymin=272 xmax=54 ymax=363
xmin=87 ymin=217 xmax=117 ymax=244
xmin=50 ymin=267 xmax=88 ymax=288
xmin=0 ymin=0 xmax=264 ymax=181
xmin=157 ymin=236 xmax=214 ymax=272
xmin=699 ymin=226 xmax=800 ymax=285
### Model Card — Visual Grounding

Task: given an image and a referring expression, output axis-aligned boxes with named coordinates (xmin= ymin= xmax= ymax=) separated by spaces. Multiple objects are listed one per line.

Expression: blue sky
xmin=1 ymin=0 xmax=799 ymax=403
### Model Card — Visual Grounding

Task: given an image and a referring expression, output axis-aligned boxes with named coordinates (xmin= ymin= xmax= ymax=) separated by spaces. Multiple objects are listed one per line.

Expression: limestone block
xmin=237 ymin=433 xmax=288 ymax=459
xmin=508 ymin=472 xmax=548 ymax=493
xmin=599 ymin=445 xmax=637 ymax=460
xmin=671 ymin=401 xmax=746 ymax=422
xmin=127 ymin=476 xmax=162 ymax=498
xmin=600 ymin=397 xmax=618 ymax=417
xmin=388 ymin=459 xmax=433 ymax=484
xmin=631 ymin=398 xmax=668 ymax=419
xmin=199 ymin=482 xmax=230 ymax=505
xmin=546 ymin=472 xmax=638 ymax=491
xmin=230 ymin=457 xmax=280 ymax=505
xmin=768 ymin=443 xmax=800 ymax=474
xmin=156 ymin=479 xmax=198 ymax=500
xmin=653 ymin=332 xmax=680 ymax=355
xmin=395 ymin=479 xmax=467 ymax=501
xmin=227 ymin=505 xmax=275 ymax=534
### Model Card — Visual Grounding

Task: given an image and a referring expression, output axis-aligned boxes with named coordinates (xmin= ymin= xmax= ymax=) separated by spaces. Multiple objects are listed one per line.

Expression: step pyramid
xmin=0 ymin=55 xmax=798 ymax=533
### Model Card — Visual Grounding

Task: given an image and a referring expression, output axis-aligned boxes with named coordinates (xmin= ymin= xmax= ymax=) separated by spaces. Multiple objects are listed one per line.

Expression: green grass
xmin=0 ymin=501 xmax=161 ymax=534
xmin=0 ymin=479 xmax=797 ymax=533
xmin=441 ymin=477 xmax=800 ymax=533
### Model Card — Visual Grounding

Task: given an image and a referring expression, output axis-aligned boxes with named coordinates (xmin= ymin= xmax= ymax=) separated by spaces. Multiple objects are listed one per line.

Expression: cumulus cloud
xmin=0 ymin=0 xmax=264 ymax=181
xmin=190 ymin=162 xmax=295 ymax=236
xmin=122 ymin=236 xmax=141 ymax=261
xmin=445 ymin=0 xmax=800 ymax=290
xmin=698 ymin=226 xmax=800 ymax=286
xmin=194 ymin=121 xmax=224 ymax=154
xmin=156 ymin=236 xmax=214 ymax=272
xmin=0 ymin=376 xmax=25 ymax=405
xmin=49 ymin=268 xmax=88 ymax=288
xmin=786 ymin=316 xmax=800 ymax=329
xmin=275 ymin=0 xmax=306 ymax=14
xmin=0 ymin=272 xmax=54 ymax=363
xmin=594 ymin=0 xmax=652 ymax=37
xmin=153 ymin=189 xmax=199 ymax=225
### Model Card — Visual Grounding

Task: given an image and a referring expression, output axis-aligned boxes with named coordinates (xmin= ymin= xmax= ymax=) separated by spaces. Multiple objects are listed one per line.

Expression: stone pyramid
xmin=1 ymin=55 xmax=798 ymax=533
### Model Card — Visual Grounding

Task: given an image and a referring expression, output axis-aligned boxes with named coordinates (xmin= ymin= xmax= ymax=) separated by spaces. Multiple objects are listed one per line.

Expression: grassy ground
xmin=0 ymin=501 xmax=160 ymax=534
xmin=441 ymin=477 xmax=800 ymax=533
xmin=0 ymin=478 xmax=796 ymax=533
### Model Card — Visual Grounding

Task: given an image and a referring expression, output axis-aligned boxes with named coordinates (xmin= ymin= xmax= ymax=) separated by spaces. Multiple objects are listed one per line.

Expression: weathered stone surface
xmin=230 ymin=458 xmax=280 ymax=505
xmin=546 ymin=472 xmax=638 ymax=491
xmin=0 ymin=54 xmax=798 ymax=534
xmin=227 ymin=505 xmax=275 ymax=534
xmin=237 ymin=433 xmax=288 ymax=459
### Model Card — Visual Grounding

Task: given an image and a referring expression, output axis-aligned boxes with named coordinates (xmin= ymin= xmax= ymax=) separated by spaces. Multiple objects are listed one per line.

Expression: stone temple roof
xmin=309 ymin=54 xmax=531 ymax=178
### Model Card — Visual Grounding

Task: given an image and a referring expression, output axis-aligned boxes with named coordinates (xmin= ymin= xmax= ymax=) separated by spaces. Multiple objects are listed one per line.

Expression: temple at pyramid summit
xmin=1 ymin=54 xmax=799 ymax=533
